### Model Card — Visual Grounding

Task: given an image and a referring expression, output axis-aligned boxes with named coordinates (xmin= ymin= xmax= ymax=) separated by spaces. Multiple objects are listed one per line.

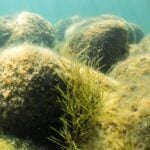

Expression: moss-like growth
xmin=91 ymin=54 xmax=150 ymax=150
xmin=61 ymin=19 xmax=129 ymax=73
xmin=50 ymin=59 xmax=120 ymax=149
xmin=7 ymin=12 xmax=55 ymax=48
xmin=90 ymin=85 xmax=150 ymax=150
xmin=109 ymin=54 xmax=150 ymax=81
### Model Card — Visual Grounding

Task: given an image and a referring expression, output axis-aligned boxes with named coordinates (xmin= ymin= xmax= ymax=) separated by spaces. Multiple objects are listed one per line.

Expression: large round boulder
xmin=0 ymin=44 xmax=67 ymax=147
xmin=109 ymin=54 xmax=150 ymax=81
xmin=61 ymin=19 xmax=129 ymax=73
xmin=82 ymin=54 xmax=150 ymax=150
xmin=6 ymin=12 xmax=55 ymax=48
xmin=99 ymin=14 xmax=144 ymax=44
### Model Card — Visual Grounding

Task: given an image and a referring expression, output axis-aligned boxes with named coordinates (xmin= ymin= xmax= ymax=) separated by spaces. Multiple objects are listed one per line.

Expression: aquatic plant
xmin=49 ymin=52 xmax=120 ymax=149
xmin=50 ymin=61 xmax=104 ymax=150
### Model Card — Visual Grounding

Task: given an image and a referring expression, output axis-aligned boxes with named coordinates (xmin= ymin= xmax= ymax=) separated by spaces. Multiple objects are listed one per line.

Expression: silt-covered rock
xmin=9 ymin=12 xmax=55 ymax=47
xmin=0 ymin=12 xmax=55 ymax=48
xmin=62 ymin=19 xmax=129 ymax=72
xmin=0 ymin=44 xmax=66 ymax=146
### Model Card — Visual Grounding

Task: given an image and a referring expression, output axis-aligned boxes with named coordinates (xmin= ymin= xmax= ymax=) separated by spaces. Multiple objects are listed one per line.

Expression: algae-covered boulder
xmin=99 ymin=14 xmax=144 ymax=44
xmin=0 ymin=17 xmax=12 ymax=47
xmin=65 ymin=15 xmax=121 ymax=39
xmin=7 ymin=12 xmax=55 ymax=48
xmin=89 ymin=84 xmax=150 ymax=150
xmin=82 ymin=54 xmax=150 ymax=150
xmin=62 ymin=19 xmax=129 ymax=72
xmin=0 ymin=44 xmax=67 ymax=145
xmin=129 ymin=35 xmax=150 ymax=55
xmin=109 ymin=54 xmax=150 ymax=81
xmin=103 ymin=54 xmax=150 ymax=149
xmin=54 ymin=16 xmax=82 ymax=42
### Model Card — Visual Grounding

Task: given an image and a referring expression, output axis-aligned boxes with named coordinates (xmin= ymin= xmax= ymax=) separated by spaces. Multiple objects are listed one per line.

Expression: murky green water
xmin=0 ymin=0 xmax=149 ymax=33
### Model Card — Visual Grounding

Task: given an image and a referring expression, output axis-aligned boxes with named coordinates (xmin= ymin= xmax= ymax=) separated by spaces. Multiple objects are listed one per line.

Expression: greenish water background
xmin=0 ymin=0 xmax=149 ymax=34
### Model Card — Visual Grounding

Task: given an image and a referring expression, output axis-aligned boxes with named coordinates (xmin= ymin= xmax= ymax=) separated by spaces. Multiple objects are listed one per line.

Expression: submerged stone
xmin=109 ymin=54 xmax=150 ymax=81
xmin=99 ymin=14 xmax=144 ymax=44
xmin=0 ymin=12 xmax=55 ymax=48
xmin=10 ymin=12 xmax=55 ymax=47
xmin=0 ymin=44 xmax=66 ymax=147
xmin=62 ymin=19 xmax=129 ymax=73
xmin=82 ymin=54 xmax=150 ymax=150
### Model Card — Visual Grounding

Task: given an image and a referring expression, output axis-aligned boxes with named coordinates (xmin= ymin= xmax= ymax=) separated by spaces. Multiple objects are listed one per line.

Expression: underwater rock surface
xmin=0 ymin=44 xmax=67 ymax=146
xmin=64 ymin=14 xmax=144 ymax=44
xmin=0 ymin=12 xmax=55 ymax=48
xmin=100 ymin=15 xmax=144 ymax=44
xmin=109 ymin=54 xmax=150 ymax=81
xmin=61 ymin=19 xmax=129 ymax=72
xmin=82 ymin=55 xmax=150 ymax=150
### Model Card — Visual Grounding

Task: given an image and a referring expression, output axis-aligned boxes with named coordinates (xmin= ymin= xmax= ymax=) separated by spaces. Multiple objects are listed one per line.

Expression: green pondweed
xmin=49 ymin=60 xmax=104 ymax=150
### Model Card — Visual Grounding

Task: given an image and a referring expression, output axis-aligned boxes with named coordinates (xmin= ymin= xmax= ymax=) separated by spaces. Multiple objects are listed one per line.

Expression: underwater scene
xmin=0 ymin=0 xmax=150 ymax=150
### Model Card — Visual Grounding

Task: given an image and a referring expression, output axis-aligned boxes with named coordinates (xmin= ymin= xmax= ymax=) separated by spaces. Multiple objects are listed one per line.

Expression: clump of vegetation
xmin=50 ymin=60 xmax=104 ymax=150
